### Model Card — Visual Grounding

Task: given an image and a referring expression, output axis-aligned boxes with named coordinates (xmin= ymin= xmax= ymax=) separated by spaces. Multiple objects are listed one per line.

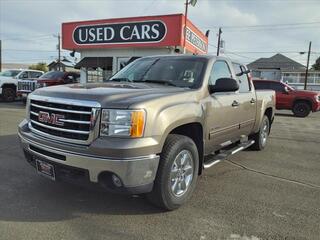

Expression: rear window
xmin=39 ymin=71 xmax=64 ymax=80
xmin=253 ymin=81 xmax=270 ymax=90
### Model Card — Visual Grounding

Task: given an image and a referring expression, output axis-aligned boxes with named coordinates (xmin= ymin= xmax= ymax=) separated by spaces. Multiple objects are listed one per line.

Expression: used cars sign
xmin=73 ymin=21 xmax=167 ymax=45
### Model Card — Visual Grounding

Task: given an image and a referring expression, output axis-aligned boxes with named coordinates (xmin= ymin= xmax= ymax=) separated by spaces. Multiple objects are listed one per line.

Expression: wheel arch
xmin=293 ymin=97 xmax=313 ymax=110
xmin=166 ymin=122 xmax=204 ymax=175
xmin=2 ymin=83 xmax=17 ymax=91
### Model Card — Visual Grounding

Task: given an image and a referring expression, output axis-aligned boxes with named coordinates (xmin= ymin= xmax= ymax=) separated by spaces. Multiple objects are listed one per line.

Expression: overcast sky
xmin=0 ymin=0 xmax=320 ymax=66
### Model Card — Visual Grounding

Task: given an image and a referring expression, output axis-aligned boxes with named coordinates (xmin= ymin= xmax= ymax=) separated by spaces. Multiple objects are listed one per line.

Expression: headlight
xmin=316 ymin=95 xmax=320 ymax=102
xmin=100 ymin=109 xmax=146 ymax=137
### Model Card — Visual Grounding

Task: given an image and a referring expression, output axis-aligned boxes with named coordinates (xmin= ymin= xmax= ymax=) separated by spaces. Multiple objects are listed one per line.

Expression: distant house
xmin=48 ymin=58 xmax=78 ymax=72
xmin=248 ymin=53 xmax=320 ymax=90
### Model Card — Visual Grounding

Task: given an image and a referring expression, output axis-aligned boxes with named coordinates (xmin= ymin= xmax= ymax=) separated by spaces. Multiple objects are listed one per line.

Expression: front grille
xmin=29 ymin=99 xmax=96 ymax=144
xmin=18 ymin=80 xmax=36 ymax=92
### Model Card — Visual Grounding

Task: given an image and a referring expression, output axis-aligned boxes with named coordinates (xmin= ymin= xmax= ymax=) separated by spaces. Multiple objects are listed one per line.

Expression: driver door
xmin=204 ymin=60 xmax=240 ymax=153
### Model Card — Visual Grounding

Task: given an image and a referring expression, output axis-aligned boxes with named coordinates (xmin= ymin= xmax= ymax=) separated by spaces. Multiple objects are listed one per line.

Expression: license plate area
xmin=36 ymin=159 xmax=56 ymax=181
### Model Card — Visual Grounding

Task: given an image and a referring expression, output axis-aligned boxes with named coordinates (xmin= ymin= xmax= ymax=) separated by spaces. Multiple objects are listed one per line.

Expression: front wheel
xmin=147 ymin=134 xmax=199 ymax=210
xmin=250 ymin=115 xmax=270 ymax=151
xmin=2 ymin=87 xmax=16 ymax=102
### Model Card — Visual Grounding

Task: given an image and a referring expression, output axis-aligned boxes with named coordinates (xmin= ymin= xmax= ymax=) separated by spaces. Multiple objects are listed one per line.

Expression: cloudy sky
xmin=0 ymin=0 xmax=320 ymax=66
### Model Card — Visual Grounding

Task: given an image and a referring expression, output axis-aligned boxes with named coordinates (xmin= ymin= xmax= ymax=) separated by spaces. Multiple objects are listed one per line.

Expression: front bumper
xmin=19 ymin=120 xmax=160 ymax=194
xmin=314 ymin=101 xmax=320 ymax=112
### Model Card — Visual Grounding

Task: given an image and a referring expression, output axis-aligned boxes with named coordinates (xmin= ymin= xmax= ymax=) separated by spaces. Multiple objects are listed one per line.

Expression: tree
xmin=312 ymin=56 xmax=320 ymax=70
xmin=29 ymin=62 xmax=48 ymax=72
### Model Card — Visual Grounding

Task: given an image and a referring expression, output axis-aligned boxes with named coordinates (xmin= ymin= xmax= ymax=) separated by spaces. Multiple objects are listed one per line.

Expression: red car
xmin=17 ymin=71 xmax=80 ymax=100
xmin=253 ymin=79 xmax=320 ymax=117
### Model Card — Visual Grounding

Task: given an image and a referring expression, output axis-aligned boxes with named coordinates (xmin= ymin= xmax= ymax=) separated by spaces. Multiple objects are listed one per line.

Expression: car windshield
xmin=39 ymin=71 xmax=64 ymax=80
xmin=108 ymin=57 xmax=206 ymax=88
xmin=1 ymin=70 xmax=21 ymax=77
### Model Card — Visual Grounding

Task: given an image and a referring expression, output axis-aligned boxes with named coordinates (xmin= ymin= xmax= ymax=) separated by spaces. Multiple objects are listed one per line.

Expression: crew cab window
xmin=233 ymin=63 xmax=250 ymax=92
xmin=269 ymin=82 xmax=285 ymax=92
xmin=209 ymin=61 xmax=232 ymax=85
xmin=19 ymin=71 xmax=29 ymax=79
xmin=30 ymin=71 xmax=42 ymax=78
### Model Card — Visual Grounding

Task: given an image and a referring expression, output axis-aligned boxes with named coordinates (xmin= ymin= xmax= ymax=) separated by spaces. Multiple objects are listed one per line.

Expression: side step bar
xmin=203 ymin=140 xmax=255 ymax=169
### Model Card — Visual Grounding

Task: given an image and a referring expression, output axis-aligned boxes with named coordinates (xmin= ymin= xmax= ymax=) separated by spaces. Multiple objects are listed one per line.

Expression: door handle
xmin=250 ymin=98 xmax=256 ymax=104
xmin=232 ymin=100 xmax=239 ymax=107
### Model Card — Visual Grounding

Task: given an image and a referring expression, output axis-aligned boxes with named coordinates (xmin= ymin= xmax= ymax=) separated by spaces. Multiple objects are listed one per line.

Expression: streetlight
xmin=183 ymin=0 xmax=197 ymax=53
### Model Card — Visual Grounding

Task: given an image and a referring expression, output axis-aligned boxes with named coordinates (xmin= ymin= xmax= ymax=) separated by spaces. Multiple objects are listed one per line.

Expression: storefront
xmin=62 ymin=14 xmax=208 ymax=83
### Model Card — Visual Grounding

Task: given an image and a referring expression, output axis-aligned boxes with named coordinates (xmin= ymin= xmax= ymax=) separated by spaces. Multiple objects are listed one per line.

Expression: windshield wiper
xmin=109 ymin=77 xmax=132 ymax=82
xmin=136 ymin=79 xmax=177 ymax=87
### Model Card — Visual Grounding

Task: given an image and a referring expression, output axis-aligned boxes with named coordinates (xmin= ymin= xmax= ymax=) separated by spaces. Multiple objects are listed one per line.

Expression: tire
xmin=2 ymin=87 xmax=16 ymax=102
xmin=251 ymin=115 xmax=270 ymax=151
xmin=292 ymin=102 xmax=311 ymax=118
xmin=147 ymin=134 xmax=199 ymax=210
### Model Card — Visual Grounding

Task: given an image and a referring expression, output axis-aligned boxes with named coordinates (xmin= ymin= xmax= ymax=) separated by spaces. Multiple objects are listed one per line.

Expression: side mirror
xmin=209 ymin=78 xmax=239 ymax=93
xmin=283 ymin=86 xmax=290 ymax=94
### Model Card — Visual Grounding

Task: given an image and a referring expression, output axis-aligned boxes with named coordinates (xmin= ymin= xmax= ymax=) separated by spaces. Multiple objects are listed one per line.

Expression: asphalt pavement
xmin=0 ymin=101 xmax=319 ymax=240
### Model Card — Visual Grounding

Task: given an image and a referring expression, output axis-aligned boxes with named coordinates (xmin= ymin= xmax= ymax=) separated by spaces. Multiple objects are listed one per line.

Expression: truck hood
xmin=292 ymin=89 xmax=319 ymax=97
xmin=0 ymin=76 xmax=14 ymax=81
xmin=31 ymin=82 xmax=192 ymax=108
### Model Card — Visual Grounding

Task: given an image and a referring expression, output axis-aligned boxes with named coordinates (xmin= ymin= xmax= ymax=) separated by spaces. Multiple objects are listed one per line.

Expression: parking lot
xmin=0 ymin=101 xmax=319 ymax=240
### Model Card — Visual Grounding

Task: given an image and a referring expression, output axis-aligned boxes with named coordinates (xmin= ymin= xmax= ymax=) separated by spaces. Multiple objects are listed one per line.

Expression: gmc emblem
xmin=38 ymin=111 xmax=65 ymax=126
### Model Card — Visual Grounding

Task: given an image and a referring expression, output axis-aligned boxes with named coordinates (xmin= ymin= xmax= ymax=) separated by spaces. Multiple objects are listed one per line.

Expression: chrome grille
xmin=28 ymin=96 xmax=101 ymax=145
xmin=18 ymin=80 xmax=36 ymax=92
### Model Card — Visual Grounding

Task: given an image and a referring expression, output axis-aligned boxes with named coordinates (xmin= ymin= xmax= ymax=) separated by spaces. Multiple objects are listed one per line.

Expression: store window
xmin=87 ymin=67 xmax=113 ymax=83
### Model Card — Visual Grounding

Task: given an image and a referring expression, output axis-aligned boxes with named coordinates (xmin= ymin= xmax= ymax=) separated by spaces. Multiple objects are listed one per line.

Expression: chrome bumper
xmin=19 ymin=126 xmax=160 ymax=189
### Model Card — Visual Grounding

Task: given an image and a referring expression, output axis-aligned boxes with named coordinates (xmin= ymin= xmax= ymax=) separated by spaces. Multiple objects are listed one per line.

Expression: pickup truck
xmin=0 ymin=69 xmax=43 ymax=102
xmin=253 ymin=79 xmax=320 ymax=117
xmin=17 ymin=71 xmax=80 ymax=102
xmin=18 ymin=55 xmax=275 ymax=210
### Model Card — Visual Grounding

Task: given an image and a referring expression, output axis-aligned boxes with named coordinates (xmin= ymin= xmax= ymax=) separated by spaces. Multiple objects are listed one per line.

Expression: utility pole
xmin=216 ymin=28 xmax=222 ymax=56
xmin=183 ymin=0 xmax=189 ymax=54
xmin=304 ymin=41 xmax=312 ymax=90
xmin=57 ymin=33 xmax=61 ymax=71
xmin=0 ymin=40 xmax=2 ymax=72
xmin=183 ymin=0 xmax=197 ymax=54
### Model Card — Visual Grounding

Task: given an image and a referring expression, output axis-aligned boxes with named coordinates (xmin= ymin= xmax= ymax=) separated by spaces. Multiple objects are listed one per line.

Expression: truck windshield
xmin=109 ymin=58 xmax=206 ymax=88
xmin=39 ymin=71 xmax=64 ymax=80
xmin=1 ymin=70 xmax=21 ymax=77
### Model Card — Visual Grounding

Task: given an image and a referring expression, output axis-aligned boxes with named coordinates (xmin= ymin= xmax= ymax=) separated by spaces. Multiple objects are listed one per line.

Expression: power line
xmin=1 ymin=34 xmax=54 ymax=41
xmin=202 ymin=21 xmax=320 ymax=29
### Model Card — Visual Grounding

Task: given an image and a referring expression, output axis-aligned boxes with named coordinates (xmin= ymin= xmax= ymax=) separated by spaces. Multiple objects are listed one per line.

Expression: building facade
xmin=62 ymin=14 xmax=208 ymax=83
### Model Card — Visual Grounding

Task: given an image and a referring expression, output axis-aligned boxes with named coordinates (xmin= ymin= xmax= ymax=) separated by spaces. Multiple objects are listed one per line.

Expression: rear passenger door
xmin=233 ymin=63 xmax=256 ymax=136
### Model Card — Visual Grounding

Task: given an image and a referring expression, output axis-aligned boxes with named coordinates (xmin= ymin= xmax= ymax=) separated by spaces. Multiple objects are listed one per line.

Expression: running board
xmin=203 ymin=140 xmax=255 ymax=169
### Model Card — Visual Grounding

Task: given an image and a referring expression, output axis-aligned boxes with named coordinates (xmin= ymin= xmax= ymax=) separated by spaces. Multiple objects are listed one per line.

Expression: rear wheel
xmin=251 ymin=115 xmax=270 ymax=151
xmin=2 ymin=87 xmax=16 ymax=102
xmin=147 ymin=134 xmax=199 ymax=210
xmin=292 ymin=102 xmax=311 ymax=117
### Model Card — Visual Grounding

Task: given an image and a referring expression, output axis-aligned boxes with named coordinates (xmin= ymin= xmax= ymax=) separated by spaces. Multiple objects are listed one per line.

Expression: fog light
xmin=112 ymin=174 xmax=122 ymax=187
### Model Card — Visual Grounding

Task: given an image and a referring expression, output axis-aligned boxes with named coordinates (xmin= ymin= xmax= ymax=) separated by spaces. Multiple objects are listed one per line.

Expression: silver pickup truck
xmin=18 ymin=55 xmax=275 ymax=210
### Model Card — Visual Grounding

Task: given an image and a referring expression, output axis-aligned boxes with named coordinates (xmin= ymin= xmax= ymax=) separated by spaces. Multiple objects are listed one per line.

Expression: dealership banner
xmin=62 ymin=14 xmax=208 ymax=54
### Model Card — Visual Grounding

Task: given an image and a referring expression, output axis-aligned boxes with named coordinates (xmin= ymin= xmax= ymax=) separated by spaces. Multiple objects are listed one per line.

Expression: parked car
xmin=253 ymin=79 xmax=320 ymax=117
xmin=18 ymin=55 xmax=275 ymax=210
xmin=17 ymin=71 xmax=80 ymax=101
xmin=0 ymin=69 xmax=43 ymax=102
